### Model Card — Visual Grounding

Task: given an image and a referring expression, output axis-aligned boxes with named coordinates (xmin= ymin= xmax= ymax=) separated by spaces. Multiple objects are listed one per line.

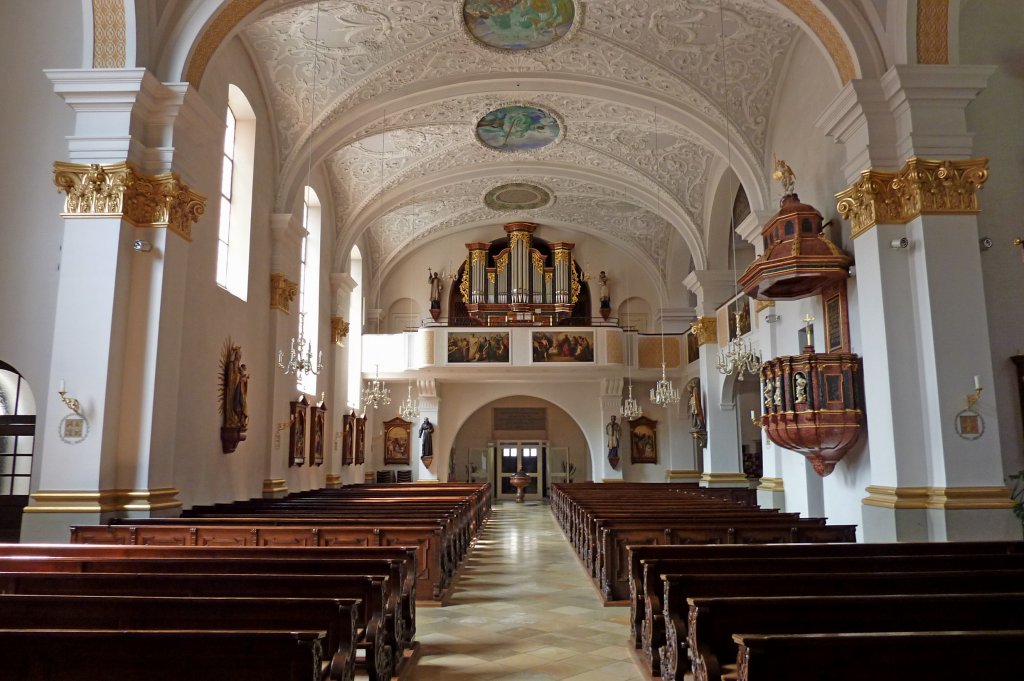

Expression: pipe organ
xmin=455 ymin=222 xmax=586 ymax=326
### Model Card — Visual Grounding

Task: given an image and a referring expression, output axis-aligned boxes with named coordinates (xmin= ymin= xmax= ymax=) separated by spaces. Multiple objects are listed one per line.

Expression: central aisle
xmin=412 ymin=502 xmax=644 ymax=680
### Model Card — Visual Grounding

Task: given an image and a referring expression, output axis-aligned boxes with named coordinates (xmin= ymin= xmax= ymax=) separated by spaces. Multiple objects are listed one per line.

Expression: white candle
xmin=59 ymin=379 xmax=65 ymax=393
xmin=750 ymin=410 xmax=756 ymax=420
xmin=973 ymin=375 xmax=981 ymax=391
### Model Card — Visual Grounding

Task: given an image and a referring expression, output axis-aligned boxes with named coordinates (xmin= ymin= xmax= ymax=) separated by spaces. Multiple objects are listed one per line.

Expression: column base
xmin=700 ymin=472 xmax=754 ymax=488
xmin=325 ymin=474 xmax=343 ymax=489
xmin=665 ymin=470 xmax=701 ymax=482
xmin=862 ymin=485 xmax=1021 ymax=541
xmin=756 ymin=477 xmax=786 ymax=510
xmin=262 ymin=478 xmax=288 ymax=498
xmin=21 ymin=488 xmax=182 ymax=543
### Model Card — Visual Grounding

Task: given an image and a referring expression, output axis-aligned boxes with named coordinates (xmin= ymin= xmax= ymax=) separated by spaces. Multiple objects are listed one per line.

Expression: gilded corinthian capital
xmin=270 ymin=273 xmax=299 ymax=313
xmin=836 ymin=157 xmax=988 ymax=239
xmin=52 ymin=161 xmax=206 ymax=241
xmin=691 ymin=316 xmax=718 ymax=347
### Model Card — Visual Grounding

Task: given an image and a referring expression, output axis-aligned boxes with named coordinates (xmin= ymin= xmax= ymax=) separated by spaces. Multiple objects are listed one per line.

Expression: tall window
xmin=347 ymin=246 xmax=363 ymax=409
xmin=297 ymin=187 xmax=321 ymax=395
xmin=216 ymin=85 xmax=256 ymax=299
xmin=0 ymin=361 xmax=35 ymax=499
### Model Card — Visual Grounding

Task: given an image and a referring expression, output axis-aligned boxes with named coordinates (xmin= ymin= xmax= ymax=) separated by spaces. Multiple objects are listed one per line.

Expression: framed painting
xmin=310 ymin=399 xmax=326 ymax=467
xmin=531 ymin=331 xmax=594 ymax=362
xmin=629 ymin=415 xmax=658 ymax=464
xmin=355 ymin=414 xmax=366 ymax=465
xmin=686 ymin=329 xmax=700 ymax=364
xmin=821 ymin=281 xmax=850 ymax=353
xmin=447 ymin=331 xmax=510 ymax=363
xmin=288 ymin=395 xmax=308 ymax=467
xmin=341 ymin=412 xmax=355 ymax=466
xmin=383 ymin=416 xmax=412 ymax=466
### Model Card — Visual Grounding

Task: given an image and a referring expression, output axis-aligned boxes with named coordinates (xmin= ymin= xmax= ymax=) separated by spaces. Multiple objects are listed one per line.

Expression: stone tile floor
xmin=411 ymin=501 xmax=644 ymax=680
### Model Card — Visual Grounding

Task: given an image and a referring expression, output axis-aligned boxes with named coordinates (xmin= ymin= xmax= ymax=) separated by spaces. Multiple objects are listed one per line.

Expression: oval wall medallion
xmin=463 ymin=0 xmax=576 ymax=51
xmin=485 ymin=182 xmax=552 ymax=210
xmin=476 ymin=105 xmax=561 ymax=152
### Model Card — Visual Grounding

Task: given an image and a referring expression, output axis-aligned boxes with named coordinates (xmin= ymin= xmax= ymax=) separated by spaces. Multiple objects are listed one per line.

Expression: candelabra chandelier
xmin=278 ymin=312 xmax=322 ymax=376
xmin=716 ymin=312 xmax=762 ymax=380
xmin=399 ymin=382 xmax=419 ymax=421
xmin=651 ymin=362 xmax=681 ymax=406
xmin=361 ymin=364 xmax=391 ymax=409
xmin=621 ymin=382 xmax=643 ymax=420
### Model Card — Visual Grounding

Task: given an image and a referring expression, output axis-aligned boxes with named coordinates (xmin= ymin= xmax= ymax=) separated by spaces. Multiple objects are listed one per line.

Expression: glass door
xmin=495 ymin=441 xmax=545 ymax=501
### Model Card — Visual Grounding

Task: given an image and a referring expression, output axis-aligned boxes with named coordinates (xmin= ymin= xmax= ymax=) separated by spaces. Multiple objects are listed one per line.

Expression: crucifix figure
xmin=803 ymin=314 xmax=815 ymax=352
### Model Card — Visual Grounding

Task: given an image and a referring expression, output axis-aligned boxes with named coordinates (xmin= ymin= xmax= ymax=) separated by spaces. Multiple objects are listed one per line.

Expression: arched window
xmin=0 ymin=361 xmax=36 ymax=501
xmin=297 ymin=187 xmax=321 ymax=395
xmin=216 ymin=85 xmax=256 ymax=299
xmin=347 ymin=246 xmax=363 ymax=409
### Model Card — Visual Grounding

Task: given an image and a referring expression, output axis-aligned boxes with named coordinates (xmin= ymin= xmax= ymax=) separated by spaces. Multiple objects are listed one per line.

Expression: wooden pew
xmin=73 ymin=521 xmax=449 ymax=602
xmin=0 ymin=543 xmax=418 ymax=642
xmin=0 ymin=570 xmax=395 ymax=681
xmin=599 ymin=519 xmax=855 ymax=602
xmin=0 ymin=593 xmax=358 ymax=681
xmin=688 ymin=592 xmax=1024 ymax=681
xmin=658 ymin=569 xmax=1024 ymax=681
xmin=627 ymin=540 xmax=1024 ymax=653
xmin=730 ymin=630 xmax=1024 ymax=681
xmin=642 ymin=552 xmax=1024 ymax=675
xmin=0 ymin=554 xmax=412 ymax=654
xmin=0 ymin=629 xmax=331 ymax=681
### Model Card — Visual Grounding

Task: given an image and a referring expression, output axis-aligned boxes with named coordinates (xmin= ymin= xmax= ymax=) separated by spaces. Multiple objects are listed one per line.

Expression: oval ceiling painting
xmin=463 ymin=0 xmax=576 ymax=51
xmin=485 ymin=183 xmax=552 ymax=210
xmin=476 ymin=105 xmax=561 ymax=152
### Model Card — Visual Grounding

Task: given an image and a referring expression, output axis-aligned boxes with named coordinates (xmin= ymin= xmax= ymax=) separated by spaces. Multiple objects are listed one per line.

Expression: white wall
xmin=960 ymin=1 xmax=1024 ymax=480
xmin=0 ymin=1 xmax=82 ymax=492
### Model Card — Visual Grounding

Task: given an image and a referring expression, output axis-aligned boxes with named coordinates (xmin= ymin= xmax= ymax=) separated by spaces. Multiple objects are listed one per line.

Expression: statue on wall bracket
xmin=219 ymin=339 xmax=249 ymax=453
xmin=428 ymin=268 xmax=443 ymax=321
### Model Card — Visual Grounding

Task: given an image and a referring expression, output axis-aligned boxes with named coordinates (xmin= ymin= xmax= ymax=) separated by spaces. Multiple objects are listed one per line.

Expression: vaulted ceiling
xmin=236 ymin=1 xmax=803 ymax=280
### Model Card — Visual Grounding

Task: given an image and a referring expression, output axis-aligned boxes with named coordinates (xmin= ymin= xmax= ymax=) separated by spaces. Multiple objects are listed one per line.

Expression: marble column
xmin=820 ymin=65 xmax=1017 ymax=540
xmin=683 ymin=270 xmax=748 ymax=487
xmin=22 ymin=70 xmax=211 ymax=542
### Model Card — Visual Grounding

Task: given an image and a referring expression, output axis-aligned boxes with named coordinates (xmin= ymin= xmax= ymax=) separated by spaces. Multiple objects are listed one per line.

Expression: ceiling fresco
xmin=238 ymin=0 xmax=801 ymax=280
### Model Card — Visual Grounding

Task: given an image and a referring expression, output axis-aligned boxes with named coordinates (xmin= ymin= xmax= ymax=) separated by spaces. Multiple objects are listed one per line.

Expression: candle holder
xmin=57 ymin=384 xmax=82 ymax=416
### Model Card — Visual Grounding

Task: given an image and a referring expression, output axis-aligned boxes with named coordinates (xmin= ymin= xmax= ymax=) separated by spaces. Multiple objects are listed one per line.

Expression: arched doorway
xmin=0 ymin=361 xmax=36 ymax=541
xmin=450 ymin=396 xmax=590 ymax=501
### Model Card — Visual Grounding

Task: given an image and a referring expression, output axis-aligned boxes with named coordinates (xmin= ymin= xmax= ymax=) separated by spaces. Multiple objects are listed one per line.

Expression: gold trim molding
xmin=25 ymin=487 xmax=181 ymax=513
xmin=863 ymin=485 xmax=1015 ymax=510
xmin=779 ymin=0 xmax=856 ymax=84
xmin=666 ymin=470 xmax=702 ymax=482
xmin=325 ymin=473 xmax=342 ymax=489
xmin=691 ymin=316 xmax=718 ymax=347
xmin=916 ymin=0 xmax=949 ymax=65
xmin=836 ymin=157 xmax=988 ymax=239
xmin=757 ymin=477 xmax=785 ymax=492
xmin=92 ymin=0 xmax=127 ymax=68
xmin=53 ymin=162 xmax=206 ymax=241
xmin=262 ymin=478 xmax=288 ymax=494
xmin=270 ymin=272 xmax=298 ymax=313
xmin=330 ymin=315 xmax=350 ymax=346
xmin=755 ymin=300 xmax=776 ymax=313
xmin=700 ymin=472 xmax=751 ymax=485
xmin=601 ymin=478 xmax=626 ymax=483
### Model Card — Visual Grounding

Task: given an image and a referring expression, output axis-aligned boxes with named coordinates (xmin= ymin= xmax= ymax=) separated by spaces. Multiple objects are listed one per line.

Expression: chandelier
xmin=398 ymin=382 xmax=419 ymax=421
xmin=361 ymin=364 xmax=391 ymax=409
xmin=278 ymin=312 xmax=322 ymax=376
xmin=651 ymin=362 xmax=681 ymax=406
xmin=622 ymin=382 xmax=643 ymax=420
xmin=716 ymin=311 xmax=762 ymax=379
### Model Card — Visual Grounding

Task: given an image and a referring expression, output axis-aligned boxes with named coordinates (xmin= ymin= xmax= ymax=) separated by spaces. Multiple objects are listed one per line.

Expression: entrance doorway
xmin=495 ymin=441 xmax=545 ymax=502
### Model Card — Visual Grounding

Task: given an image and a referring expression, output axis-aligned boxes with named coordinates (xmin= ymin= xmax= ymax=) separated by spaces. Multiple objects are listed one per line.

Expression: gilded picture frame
xmin=310 ymin=400 xmax=326 ymax=467
xmin=355 ymin=414 xmax=366 ymax=465
xmin=341 ymin=412 xmax=355 ymax=466
xmin=629 ymin=415 xmax=658 ymax=464
xmin=288 ymin=396 xmax=308 ymax=467
xmin=383 ymin=416 xmax=412 ymax=466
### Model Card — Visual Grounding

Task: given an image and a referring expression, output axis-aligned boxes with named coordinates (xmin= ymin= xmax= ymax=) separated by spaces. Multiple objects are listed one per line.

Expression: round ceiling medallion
xmin=485 ymin=183 xmax=552 ymax=210
xmin=463 ymin=1 xmax=576 ymax=51
xmin=476 ymin=105 xmax=561 ymax=152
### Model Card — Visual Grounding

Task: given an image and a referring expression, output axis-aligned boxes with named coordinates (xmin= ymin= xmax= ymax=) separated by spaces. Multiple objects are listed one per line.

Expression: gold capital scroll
xmin=691 ymin=316 xmax=718 ymax=347
xmin=330 ymin=316 xmax=350 ymax=346
xmin=836 ymin=158 xmax=988 ymax=239
xmin=270 ymin=273 xmax=298 ymax=313
xmin=53 ymin=161 xmax=206 ymax=241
